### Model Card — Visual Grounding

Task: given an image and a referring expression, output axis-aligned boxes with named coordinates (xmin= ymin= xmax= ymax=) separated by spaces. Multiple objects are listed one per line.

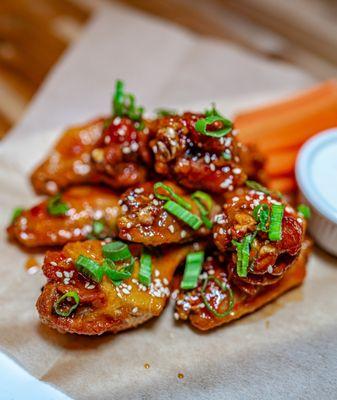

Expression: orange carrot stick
xmin=235 ymin=80 xmax=337 ymax=153
xmin=265 ymin=147 xmax=299 ymax=177
xmin=269 ymin=176 xmax=297 ymax=194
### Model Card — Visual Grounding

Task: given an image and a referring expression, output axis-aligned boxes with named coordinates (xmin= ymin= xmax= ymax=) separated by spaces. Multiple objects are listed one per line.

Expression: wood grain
xmin=0 ymin=0 xmax=336 ymax=139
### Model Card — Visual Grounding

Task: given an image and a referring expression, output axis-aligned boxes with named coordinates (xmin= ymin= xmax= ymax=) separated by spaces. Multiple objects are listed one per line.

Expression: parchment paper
xmin=1 ymin=3 xmax=336 ymax=399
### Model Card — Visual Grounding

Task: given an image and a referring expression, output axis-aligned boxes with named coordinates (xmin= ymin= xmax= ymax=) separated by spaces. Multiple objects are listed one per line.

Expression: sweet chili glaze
xmin=31 ymin=118 xmax=105 ymax=195
xmin=36 ymin=240 xmax=193 ymax=335
xmin=148 ymin=112 xmax=247 ymax=193
xmin=90 ymin=116 xmax=153 ymax=189
xmin=118 ymin=181 xmax=219 ymax=246
xmin=213 ymin=187 xmax=305 ymax=294
xmin=175 ymin=241 xmax=310 ymax=331
xmin=8 ymin=186 xmax=120 ymax=247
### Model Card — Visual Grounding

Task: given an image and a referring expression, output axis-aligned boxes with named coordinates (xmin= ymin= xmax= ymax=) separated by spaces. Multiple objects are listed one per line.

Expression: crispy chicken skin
xmin=213 ymin=187 xmax=305 ymax=294
xmin=8 ymin=186 xmax=120 ymax=247
xmin=37 ymin=240 xmax=193 ymax=335
xmin=90 ymin=116 xmax=152 ymax=189
xmin=148 ymin=113 xmax=247 ymax=193
xmin=118 ymin=181 xmax=219 ymax=246
xmin=175 ymin=240 xmax=310 ymax=330
xmin=31 ymin=119 xmax=105 ymax=195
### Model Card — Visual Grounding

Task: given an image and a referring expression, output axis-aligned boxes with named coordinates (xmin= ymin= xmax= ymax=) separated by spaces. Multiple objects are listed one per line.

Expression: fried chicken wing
xmin=31 ymin=118 xmax=105 ymax=195
xmin=213 ymin=187 xmax=305 ymax=294
xmin=175 ymin=240 xmax=310 ymax=330
xmin=36 ymin=240 xmax=192 ymax=335
xmin=90 ymin=116 xmax=152 ymax=189
xmin=148 ymin=112 xmax=247 ymax=193
xmin=118 ymin=181 xmax=219 ymax=246
xmin=8 ymin=186 xmax=120 ymax=247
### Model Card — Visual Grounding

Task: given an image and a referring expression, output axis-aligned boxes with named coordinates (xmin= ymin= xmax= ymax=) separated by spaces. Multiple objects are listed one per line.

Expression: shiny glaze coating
xmin=8 ymin=186 xmax=120 ymax=247
xmin=118 ymin=181 xmax=218 ymax=246
xmin=36 ymin=240 xmax=192 ymax=335
xmin=213 ymin=188 xmax=305 ymax=294
xmin=148 ymin=112 xmax=247 ymax=193
xmin=175 ymin=240 xmax=310 ymax=330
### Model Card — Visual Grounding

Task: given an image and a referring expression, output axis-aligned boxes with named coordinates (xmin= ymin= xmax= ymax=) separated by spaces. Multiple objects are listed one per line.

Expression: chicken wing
xmin=148 ymin=112 xmax=247 ymax=193
xmin=36 ymin=240 xmax=192 ymax=335
xmin=213 ymin=187 xmax=305 ymax=294
xmin=31 ymin=118 xmax=105 ymax=195
xmin=118 ymin=181 xmax=219 ymax=246
xmin=8 ymin=186 xmax=120 ymax=247
xmin=175 ymin=240 xmax=310 ymax=330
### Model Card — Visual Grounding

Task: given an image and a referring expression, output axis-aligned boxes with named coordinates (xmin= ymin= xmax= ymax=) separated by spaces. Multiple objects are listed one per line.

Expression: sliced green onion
xmin=139 ymin=250 xmax=152 ymax=286
xmin=201 ymin=276 xmax=234 ymax=318
xmin=54 ymin=291 xmax=80 ymax=317
xmin=297 ymin=204 xmax=311 ymax=219
xmin=164 ymin=200 xmax=202 ymax=230
xmin=112 ymin=80 xmax=144 ymax=123
xmin=11 ymin=207 xmax=23 ymax=223
xmin=268 ymin=204 xmax=285 ymax=241
xmin=232 ymin=234 xmax=255 ymax=277
xmin=181 ymin=251 xmax=204 ymax=290
xmin=75 ymin=255 xmax=104 ymax=283
xmin=246 ymin=180 xmax=271 ymax=195
xmin=253 ymin=204 xmax=270 ymax=232
xmin=154 ymin=182 xmax=192 ymax=210
xmin=222 ymin=151 xmax=231 ymax=160
xmin=195 ymin=115 xmax=233 ymax=138
xmin=191 ymin=191 xmax=213 ymax=229
xmin=103 ymin=259 xmax=133 ymax=282
xmin=47 ymin=194 xmax=69 ymax=216
xmin=92 ymin=220 xmax=105 ymax=236
xmin=204 ymin=103 xmax=224 ymax=119
xmin=102 ymin=241 xmax=132 ymax=262
xmin=191 ymin=191 xmax=213 ymax=211
xmin=155 ymin=108 xmax=177 ymax=117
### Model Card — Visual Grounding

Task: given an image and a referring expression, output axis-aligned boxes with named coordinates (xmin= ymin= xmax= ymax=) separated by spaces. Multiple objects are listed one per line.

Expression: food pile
xmin=7 ymin=81 xmax=311 ymax=335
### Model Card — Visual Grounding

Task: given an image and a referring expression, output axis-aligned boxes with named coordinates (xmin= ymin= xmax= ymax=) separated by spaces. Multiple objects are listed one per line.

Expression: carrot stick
xmin=269 ymin=176 xmax=297 ymax=194
xmin=265 ymin=147 xmax=299 ymax=177
xmin=235 ymin=80 xmax=337 ymax=153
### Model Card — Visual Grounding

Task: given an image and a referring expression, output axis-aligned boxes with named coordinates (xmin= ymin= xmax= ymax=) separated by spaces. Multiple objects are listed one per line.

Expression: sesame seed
xmin=50 ymin=261 xmax=57 ymax=267
xmin=168 ymin=224 xmax=175 ymax=233
xmin=180 ymin=230 xmax=187 ymax=238
xmin=55 ymin=271 xmax=63 ymax=278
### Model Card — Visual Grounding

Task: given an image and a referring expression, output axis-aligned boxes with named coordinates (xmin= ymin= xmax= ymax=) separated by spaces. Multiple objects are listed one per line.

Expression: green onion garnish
xmin=201 ymin=276 xmax=234 ymax=318
xmin=246 ymin=180 xmax=271 ymax=195
xmin=204 ymin=103 xmax=223 ymax=118
xmin=139 ymin=250 xmax=152 ymax=286
xmin=102 ymin=241 xmax=132 ymax=262
xmin=155 ymin=108 xmax=177 ymax=117
xmin=180 ymin=251 xmax=204 ymax=290
xmin=253 ymin=204 xmax=270 ymax=232
xmin=75 ymin=255 xmax=104 ymax=283
xmin=154 ymin=182 xmax=192 ymax=210
xmin=297 ymin=204 xmax=311 ymax=219
xmin=163 ymin=200 xmax=202 ymax=230
xmin=232 ymin=234 xmax=255 ymax=277
xmin=222 ymin=151 xmax=231 ymax=160
xmin=102 ymin=258 xmax=134 ymax=283
xmin=11 ymin=207 xmax=24 ymax=223
xmin=195 ymin=115 xmax=233 ymax=138
xmin=112 ymin=80 xmax=144 ymax=123
xmin=47 ymin=194 xmax=69 ymax=216
xmin=191 ymin=191 xmax=213 ymax=229
xmin=268 ymin=204 xmax=285 ymax=241
xmin=92 ymin=220 xmax=105 ymax=236
xmin=54 ymin=291 xmax=80 ymax=317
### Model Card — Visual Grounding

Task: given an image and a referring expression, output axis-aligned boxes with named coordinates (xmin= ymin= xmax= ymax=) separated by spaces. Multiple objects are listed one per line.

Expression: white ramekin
xmin=295 ymin=128 xmax=337 ymax=256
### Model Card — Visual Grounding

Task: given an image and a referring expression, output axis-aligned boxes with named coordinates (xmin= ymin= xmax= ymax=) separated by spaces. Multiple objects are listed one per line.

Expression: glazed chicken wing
xmin=8 ymin=186 xmax=120 ymax=247
xmin=175 ymin=241 xmax=310 ymax=330
xmin=31 ymin=118 xmax=105 ymax=195
xmin=36 ymin=240 xmax=192 ymax=335
xmin=118 ymin=181 xmax=219 ymax=246
xmin=148 ymin=112 xmax=247 ymax=193
xmin=213 ymin=187 xmax=305 ymax=294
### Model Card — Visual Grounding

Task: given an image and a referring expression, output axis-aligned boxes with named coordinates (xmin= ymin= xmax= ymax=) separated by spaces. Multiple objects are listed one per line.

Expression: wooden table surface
xmin=1 ymin=0 xmax=336 ymax=138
